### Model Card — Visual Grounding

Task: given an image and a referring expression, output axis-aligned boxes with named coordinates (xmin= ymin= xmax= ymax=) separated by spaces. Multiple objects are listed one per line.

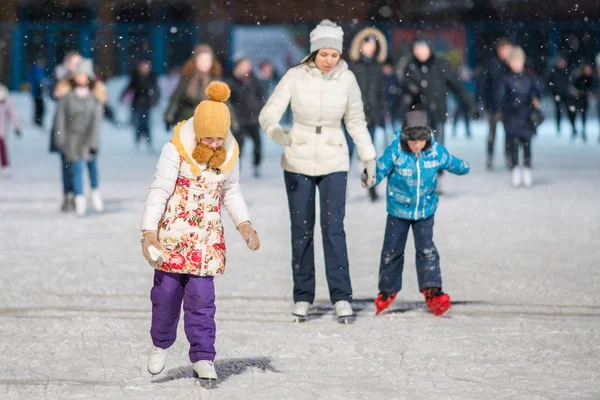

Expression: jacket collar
xmin=302 ymin=59 xmax=348 ymax=80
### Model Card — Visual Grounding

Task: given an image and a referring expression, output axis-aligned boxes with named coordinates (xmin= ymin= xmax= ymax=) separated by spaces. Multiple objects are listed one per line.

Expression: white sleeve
xmin=140 ymin=143 xmax=180 ymax=231
xmin=259 ymin=70 xmax=293 ymax=138
xmin=222 ymin=161 xmax=251 ymax=227
xmin=343 ymin=72 xmax=376 ymax=162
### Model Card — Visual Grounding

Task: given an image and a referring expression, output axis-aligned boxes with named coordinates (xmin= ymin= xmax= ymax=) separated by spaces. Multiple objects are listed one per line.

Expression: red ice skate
xmin=422 ymin=287 xmax=451 ymax=316
xmin=375 ymin=292 xmax=397 ymax=315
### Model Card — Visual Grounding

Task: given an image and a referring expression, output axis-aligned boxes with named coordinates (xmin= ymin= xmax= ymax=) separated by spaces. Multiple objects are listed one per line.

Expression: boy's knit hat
xmin=310 ymin=20 xmax=344 ymax=54
xmin=401 ymin=110 xmax=431 ymax=141
xmin=193 ymin=81 xmax=231 ymax=140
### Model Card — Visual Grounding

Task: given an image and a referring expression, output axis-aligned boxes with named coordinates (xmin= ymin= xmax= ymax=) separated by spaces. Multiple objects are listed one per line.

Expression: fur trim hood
xmin=54 ymin=79 xmax=108 ymax=104
xmin=171 ymin=118 xmax=239 ymax=176
xmin=349 ymin=27 xmax=388 ymax=63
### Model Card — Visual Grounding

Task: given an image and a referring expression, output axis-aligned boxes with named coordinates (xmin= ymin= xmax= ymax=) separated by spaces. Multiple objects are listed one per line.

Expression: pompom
xmin=192 ymin=143 xmax=214 ymax=165
xmin=319 ymin=19 xmax=338 ymax=28
xmin=205 ymin=81 xmax=230 ymax=103
xmin=208 ymin=146 xmax=227 ymax=169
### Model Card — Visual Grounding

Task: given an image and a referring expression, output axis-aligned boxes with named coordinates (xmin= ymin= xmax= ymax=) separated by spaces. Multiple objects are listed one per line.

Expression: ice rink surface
xmin=1 ymin=90 xmax=599 ymax=399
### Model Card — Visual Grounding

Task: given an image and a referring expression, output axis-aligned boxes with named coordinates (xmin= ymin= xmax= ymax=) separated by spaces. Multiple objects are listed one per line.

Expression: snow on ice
xmin=0 ymin=83 xmax=599 ymax=399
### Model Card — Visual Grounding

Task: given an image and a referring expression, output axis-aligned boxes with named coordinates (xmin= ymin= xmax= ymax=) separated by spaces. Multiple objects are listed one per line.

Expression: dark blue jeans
xmin=378 ymin=214 xmax=442 ymax=294
xmin=284 ymin=171 xmax=351 ymax=304
xmin=133 ymin=109 xmax=151 ymax=145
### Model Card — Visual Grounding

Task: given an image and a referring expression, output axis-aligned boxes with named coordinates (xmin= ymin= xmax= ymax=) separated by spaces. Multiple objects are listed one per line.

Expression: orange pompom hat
xmin=193 ymin=81 xmax=231 ymax=139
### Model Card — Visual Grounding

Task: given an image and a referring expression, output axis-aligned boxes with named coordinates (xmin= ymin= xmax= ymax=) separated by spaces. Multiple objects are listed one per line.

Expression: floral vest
xmin=155 ymin=120 xmax=239 ymax=276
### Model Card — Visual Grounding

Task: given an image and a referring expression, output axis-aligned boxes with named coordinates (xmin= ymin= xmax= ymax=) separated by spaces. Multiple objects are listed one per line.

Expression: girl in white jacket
xmin=140 ymin=82 xmax=259 ymax=381
xmin=259 ymin=20 xmax=377 ymax=322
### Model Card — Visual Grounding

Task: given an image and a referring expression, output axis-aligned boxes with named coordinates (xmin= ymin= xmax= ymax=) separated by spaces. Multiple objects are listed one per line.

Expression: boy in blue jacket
xmin=362 ymin=110 xmax=470 ymax=316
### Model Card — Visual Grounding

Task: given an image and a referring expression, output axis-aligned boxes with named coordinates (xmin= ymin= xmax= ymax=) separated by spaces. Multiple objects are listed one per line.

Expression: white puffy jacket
xmin=259 ymin=59 xmax=376 ymax=176
xmin=141 ymin=119 xmax=250 ymax=232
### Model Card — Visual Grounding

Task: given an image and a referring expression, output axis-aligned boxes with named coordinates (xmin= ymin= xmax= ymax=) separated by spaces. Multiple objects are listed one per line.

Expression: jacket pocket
xmin=290 ymin=128 xmax=308 ymax=145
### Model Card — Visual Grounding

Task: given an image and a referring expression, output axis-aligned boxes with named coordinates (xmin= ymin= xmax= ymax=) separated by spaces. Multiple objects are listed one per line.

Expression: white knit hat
xmin=74 ymin=58 xmax=96 ymax=79
xmin=310 ymin=20 xmax=344 ymax=54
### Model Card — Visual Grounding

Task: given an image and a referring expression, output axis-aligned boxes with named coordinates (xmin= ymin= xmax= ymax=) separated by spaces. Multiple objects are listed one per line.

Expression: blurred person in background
xmin=257 ymin=60 xmax=279 ymax=100
xmin=347 ymin=27 xmax=387 ymax=202
xmin=164 ymin=44 xmax=223 ymax=131
xmin=28 ymin=57 xmax=46 ymax=128
xmin=228 ymin=58 xmax=265 ymax=178
xmin=51 ymin=52 xmax=107 ymax=213
xmin=481 ymin=38 xmax=512 ymax=171
xmin=0 ymin=83 xmax=22 ymax=179
xmin=568 ymin=63 xmax=594 ymax=142
xmin=121 ymin=60 xmax=160 ymax=151
xmin=451 ymin=64 xmax=474 ymax=139
xmin=382 ymin=58 xmax=402 ymax=144
xmin=548 ymin=55 xmax=571 ymax=135
xmin=402 ymin=36 xmax=478 ymax=194
xmin=53 ymin=59 xmax=105 ymax=216
xmin=596 ymin=54 xmax=600 ymax=143
xmin=496 ymin=46 xmax=543 ymax=189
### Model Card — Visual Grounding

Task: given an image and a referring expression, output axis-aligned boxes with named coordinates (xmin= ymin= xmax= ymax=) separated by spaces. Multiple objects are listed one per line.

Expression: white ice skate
xmin=147 ymin=346 xmax=167 ymax=375
xmin=74 ymin=195 xmax=87 ymax=217
xmin=522 ymin=168 xmax=533 ymax=188
xmin=292 ymin=301 xmax=310 ymax=323
xmin=511 ymin=167 xmax=522 ymax=188
xmin=90 ymin=189 xmax=104 ymax=213
xmin=1 ymin=167 xmax=12 ymax=179
xmin=334 ymin=301 xmax=353 ymax=324
xmin=193 ymin=360 xmax=217 ymax=387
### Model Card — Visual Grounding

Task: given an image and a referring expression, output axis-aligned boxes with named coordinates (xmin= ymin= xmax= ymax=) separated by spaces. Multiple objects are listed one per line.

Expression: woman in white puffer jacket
xmin=259 ymin=19 xmax=377 ymax=322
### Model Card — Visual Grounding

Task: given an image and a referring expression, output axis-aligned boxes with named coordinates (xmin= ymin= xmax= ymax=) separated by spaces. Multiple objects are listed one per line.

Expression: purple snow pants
xmin=150 ymin=270 xmax=216 ymax=363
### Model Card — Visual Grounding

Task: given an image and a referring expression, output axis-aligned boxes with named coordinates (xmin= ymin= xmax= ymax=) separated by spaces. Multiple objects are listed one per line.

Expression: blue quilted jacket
xmin=372 ymin=134 xmax=470 ymax=220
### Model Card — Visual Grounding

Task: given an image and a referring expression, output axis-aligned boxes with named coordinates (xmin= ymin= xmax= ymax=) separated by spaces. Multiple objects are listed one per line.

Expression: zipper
xmin=414 ymin=153 xmax=421 ymax=219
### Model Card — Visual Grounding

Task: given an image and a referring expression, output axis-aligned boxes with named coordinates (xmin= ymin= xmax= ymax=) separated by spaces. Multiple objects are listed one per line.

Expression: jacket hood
xmin=349 ymin=27 xmax=388 ymax=63
xmin=171 ymin=118 xmax=239 ymax=176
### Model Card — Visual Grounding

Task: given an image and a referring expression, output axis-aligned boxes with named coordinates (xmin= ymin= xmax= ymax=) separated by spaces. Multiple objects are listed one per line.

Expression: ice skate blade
xmin=293 ymin=316 xmax=306 ymax=323
xmin=337 ymin=316 xmax=353 ymax=325
xmin=434 ymin=305 xmax=452 ymax=318
xmin=147 ymin=365 xmax=165 ymax=375
xmin=193 ymin=371 xmax=216 ymax=388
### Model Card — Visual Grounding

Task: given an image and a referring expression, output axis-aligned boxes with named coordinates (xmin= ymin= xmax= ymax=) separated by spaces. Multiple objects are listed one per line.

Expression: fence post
xmin=47 ymin=24 xmax=58 ymax=73
xmin=11 ymin=24 xmax=24 ymax=90
xmin=152 ymin=25 xmax=166 ymax=76
xmin=547 ymin=26 xmax=559 ymax=62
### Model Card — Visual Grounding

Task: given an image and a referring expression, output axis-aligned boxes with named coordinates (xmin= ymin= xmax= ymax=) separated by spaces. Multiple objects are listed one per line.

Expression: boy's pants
xmin=284 ymin=171 xmax=352 ymax=304
xmin=150 ymin=270 xmax=216 ymax=363
xmin=378 ymin=214 xmax=442 ymax=294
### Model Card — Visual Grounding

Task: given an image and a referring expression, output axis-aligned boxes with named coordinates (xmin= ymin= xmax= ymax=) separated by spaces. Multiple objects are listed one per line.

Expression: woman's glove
xmin=270 ymin=126 xmax=292 ymax=147
xmin=237 ymin=222 xmax=260 ymax=251
xmin=361 ymin=159 xmax=377 ymax=188
xmin=141 ymin=230 xmax=162 ymax=263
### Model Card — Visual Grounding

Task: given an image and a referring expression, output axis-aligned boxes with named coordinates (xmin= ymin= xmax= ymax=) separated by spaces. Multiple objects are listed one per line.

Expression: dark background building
xmin=0 ymin=0 xmax=598 ymax=88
